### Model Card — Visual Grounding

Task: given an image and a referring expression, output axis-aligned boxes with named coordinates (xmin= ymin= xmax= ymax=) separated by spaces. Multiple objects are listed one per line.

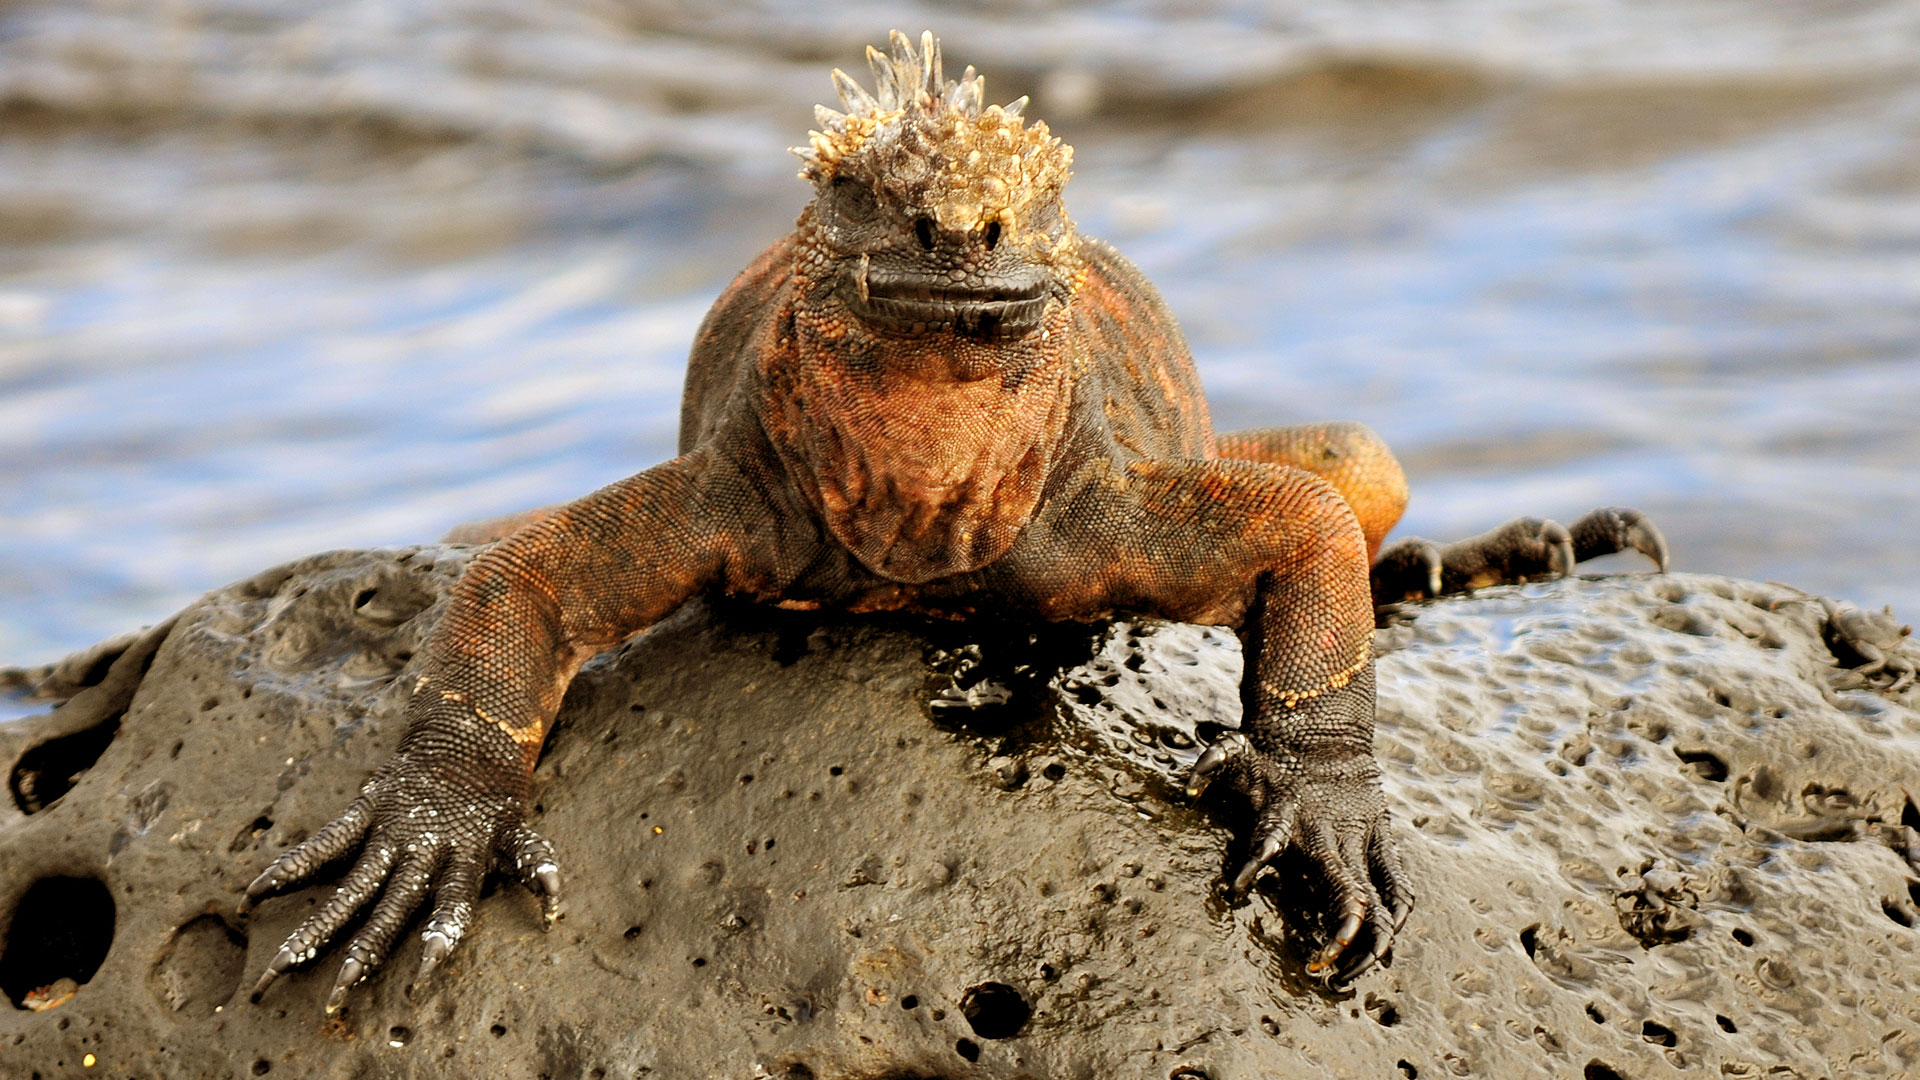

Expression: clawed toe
xmin=1371 ymin=538 xmax=1443 ymax=604
xmin=1569 ymin=506 xmax=1669 ymax=573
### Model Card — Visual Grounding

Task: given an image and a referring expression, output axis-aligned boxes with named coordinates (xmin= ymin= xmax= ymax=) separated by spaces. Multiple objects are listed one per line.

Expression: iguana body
xmin=244 ymin=32 xmax=1666 ymax=1012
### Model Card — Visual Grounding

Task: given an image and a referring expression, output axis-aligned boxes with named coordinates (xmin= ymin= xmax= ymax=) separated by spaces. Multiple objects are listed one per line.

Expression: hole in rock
xmin=771 ymin=623 xmax=812 ymax=667
xmin=1585 ymin=1063 xmax=1627 ymax=1080
xmin=955 ymin=1038 xmax=979 ymax=1062
xmin=961 ymin=981 xmax=1031 ymax=1039
xmin=900 ymin=995 xmax=919 ymax=1010
xmin=1519 ymin=924 xmax=1539 ymax=958
xmin=1363 ymin=992 xmax=1399 ymax=1027
xmin=1884 ymin=900 xmax=1914 ymax=928
xmin=252 ymin=1061 xmax=270 ymax=1075
xmin=1675 ymin=749 xmax=1728 ymax=782
xmin=1397 ymin=1063 xmax=1418 ymax=1079
xmin=1585 ymin=1003 xmax=1605 ymax=1025
xmin=1042 ymin=763 xmax=1066 ymax=782
xmin=1717 ymin=1014 xmax=1737 ymax=1033
xmin=1641 ymin=1020 xmax=1676 ymax=1047
xmin=490 ymin=1024 xmax=506 ymax=1038
xmin=1 ymin=876 xmax=116 ymax=1008
xmin=11 ymin=714 xmax=122 ymax=814
xmin=1732 ymin=928 xmax=1755 ymax=947
xmin=147 ymin=914 xmax=246 ymax=1017
xmin=228 ymin=816 xmax=274 ymax=853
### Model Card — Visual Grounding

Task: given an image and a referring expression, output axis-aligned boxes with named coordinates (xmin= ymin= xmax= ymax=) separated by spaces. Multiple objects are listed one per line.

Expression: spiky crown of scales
xmin=795 ymin=30 xmax=1074 ymax=240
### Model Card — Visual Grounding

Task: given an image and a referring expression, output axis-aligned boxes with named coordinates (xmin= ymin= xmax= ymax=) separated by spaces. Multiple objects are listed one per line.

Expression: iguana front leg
xmin=1007 ymin=457 xmax=1414 ymax=980
xmin=242 ymin=453 xmax=729 ymax=1013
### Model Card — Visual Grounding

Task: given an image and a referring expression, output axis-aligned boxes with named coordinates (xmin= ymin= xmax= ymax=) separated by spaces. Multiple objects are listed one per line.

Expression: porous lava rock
xmin=1 ymin=548 xmax=1916 ymax=1079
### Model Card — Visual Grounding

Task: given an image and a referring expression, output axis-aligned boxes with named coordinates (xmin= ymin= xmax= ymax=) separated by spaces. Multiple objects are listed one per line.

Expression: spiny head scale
xmin=795 ymin=30 xmax=1074 ymax=239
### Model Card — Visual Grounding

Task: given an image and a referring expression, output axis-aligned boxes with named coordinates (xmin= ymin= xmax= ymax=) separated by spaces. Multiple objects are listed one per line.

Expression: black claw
xmin=1568 ymin=506 xmax=1670 ymax=573
xmin=1187 ymin=734 xmax=1246 ymax=797
xmin=248 ymin=946 xmax=296 ymax=1003
xmin=1229 ymin=834 xmax=1283 ymax=898
xmin=242 ymin=864 xmax=283 ymax=908
xmin=1627 ymin=516 xmax=1670 ymax=572
xmin=1334 ymin=926 xmax=1393 ymax=984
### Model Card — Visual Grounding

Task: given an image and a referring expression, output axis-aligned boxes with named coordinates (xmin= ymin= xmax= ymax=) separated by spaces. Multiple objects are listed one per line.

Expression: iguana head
xmin=793 ymin=31 xmax=1080 ymax=343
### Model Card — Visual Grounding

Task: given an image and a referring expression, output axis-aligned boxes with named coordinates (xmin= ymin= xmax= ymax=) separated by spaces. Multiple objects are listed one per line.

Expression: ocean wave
xmin=4 ymin=1 xmax=1915 ymax=166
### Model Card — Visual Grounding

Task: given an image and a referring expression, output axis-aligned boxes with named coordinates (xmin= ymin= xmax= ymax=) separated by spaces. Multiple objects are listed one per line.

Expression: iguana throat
xmin=763 ymin=300 xmax=1076 ymax=584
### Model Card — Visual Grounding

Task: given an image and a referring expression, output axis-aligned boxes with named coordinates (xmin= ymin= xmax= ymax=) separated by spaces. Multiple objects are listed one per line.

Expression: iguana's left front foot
xmin=1189 ymin=724 xmax=1414 ymax=980
xmin=1373 ymin=506 xmax=1667 ymax=603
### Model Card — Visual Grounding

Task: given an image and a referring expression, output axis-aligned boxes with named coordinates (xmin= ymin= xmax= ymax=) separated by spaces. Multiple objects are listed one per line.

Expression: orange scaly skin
xmin=243 ymin=32 xmax=1667 ymax=1012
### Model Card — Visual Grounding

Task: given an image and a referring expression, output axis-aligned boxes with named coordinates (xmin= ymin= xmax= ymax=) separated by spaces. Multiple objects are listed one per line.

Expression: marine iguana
xmin=241 ymin=31 xmax=1667 ymax=1013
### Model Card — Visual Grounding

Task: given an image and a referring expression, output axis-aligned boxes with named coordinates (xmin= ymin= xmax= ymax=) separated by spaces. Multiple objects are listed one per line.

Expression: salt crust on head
xmin=794 ymin=30 xmax=1074 ymax=238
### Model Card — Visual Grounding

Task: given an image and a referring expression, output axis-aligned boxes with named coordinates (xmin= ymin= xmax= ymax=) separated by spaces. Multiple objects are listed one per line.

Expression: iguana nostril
xmin=914 ymin=216 xmax=936 ymax=251
xmin=985 ymin=220 xmax=1001 ymax=249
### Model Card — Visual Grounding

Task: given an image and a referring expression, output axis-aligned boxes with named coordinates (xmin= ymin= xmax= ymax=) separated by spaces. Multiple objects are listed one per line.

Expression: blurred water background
xmin=3 ymin=1 xmax=1918 ymax=695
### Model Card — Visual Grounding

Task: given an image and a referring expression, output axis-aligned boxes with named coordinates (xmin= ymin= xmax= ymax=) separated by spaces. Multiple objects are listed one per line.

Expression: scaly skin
xmin=243 ymin=31 xmax=1665 ymax=1012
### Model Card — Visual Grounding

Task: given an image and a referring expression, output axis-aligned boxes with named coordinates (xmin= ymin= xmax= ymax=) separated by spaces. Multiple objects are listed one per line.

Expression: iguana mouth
xmin=842 ymin=267 xmax=1050 ymax=342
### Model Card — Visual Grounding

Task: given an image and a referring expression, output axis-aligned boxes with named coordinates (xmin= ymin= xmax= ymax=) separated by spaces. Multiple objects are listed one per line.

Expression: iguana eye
xmin=832 ymin=177 xmax=877 ymax=223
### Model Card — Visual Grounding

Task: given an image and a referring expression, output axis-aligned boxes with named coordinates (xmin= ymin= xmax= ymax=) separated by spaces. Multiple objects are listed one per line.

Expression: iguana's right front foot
xmin=1373 ymin=506 xmax=1667 ymax=603
xmin=240 ymin=724 xmax=560 ymax=1014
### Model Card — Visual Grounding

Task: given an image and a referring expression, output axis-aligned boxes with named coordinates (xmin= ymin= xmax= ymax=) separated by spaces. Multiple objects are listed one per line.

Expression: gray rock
xmin=1 ymin=549 xmax=1917 ymax=1079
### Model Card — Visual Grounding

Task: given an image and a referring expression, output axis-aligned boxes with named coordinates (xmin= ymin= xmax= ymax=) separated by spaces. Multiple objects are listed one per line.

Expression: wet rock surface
xmin=1 ymin=549 xmax=1917 ymax=1079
